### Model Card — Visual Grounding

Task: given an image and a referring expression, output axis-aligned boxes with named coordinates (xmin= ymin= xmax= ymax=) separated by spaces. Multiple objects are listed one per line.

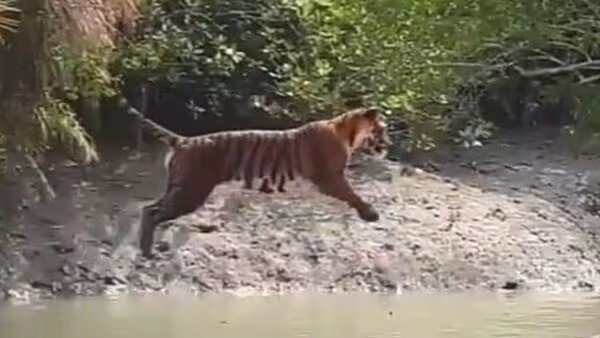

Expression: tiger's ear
xmin=362 ymin=107 xmax=381 ymax=120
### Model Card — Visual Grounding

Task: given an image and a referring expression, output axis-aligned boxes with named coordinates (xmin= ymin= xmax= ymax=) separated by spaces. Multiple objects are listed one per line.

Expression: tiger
xmin=120 ymin=99 xmax=392 ymax=258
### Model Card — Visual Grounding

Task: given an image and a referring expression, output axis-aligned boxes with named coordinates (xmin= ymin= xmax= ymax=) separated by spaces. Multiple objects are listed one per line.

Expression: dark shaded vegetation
xmin=2 ymin=0 xmax=600 ymax=192
xmin=114 ymin=0 xmax=311 ymax=136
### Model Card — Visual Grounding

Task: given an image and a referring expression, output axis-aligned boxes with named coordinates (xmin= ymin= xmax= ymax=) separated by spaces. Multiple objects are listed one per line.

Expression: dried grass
xmin=48 ymin=0 xmax=139 ymax=48
xmin=1 ymin=0 xmax=140 ymax=167
xmin=0 ymin=1 xmax=20 ymax=44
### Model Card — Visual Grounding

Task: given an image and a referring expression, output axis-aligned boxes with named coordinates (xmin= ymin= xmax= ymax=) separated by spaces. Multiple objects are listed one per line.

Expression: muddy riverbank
xmin=1 ymin=127 xmax=600 ymax=302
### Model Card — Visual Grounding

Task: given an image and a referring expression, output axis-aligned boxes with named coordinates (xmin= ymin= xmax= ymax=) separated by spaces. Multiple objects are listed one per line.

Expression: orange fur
xmin=125 ymin=104 xmax=391 ymax=258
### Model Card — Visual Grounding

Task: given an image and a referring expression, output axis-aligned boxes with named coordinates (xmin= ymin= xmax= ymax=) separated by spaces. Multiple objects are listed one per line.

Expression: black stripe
xmin=230 ymin=132 xmax=251 ymax=180
xmin=284 ymin=133 xmax=296 ymax=181
xmin=293 ymin=129 xmax=305 ymax=177
xmin=348 ymin=126 xmax=357 ymax=148
xmin=224 ymin=134 xmax=242 ymax=181
xmin=259 ymin=134 xmax=276 ymax=178
xmin=233 ymin=132 xmax=255 ymax=180
xmin=218 ymin=134 xmax=234 ymax=180
xmin=277 ymin=173 xmax=286 ymax=192
xmin=270 ymin=135 xmax=285 ymax=182
xmin=244 ymin=132 xmax=265 ymax=184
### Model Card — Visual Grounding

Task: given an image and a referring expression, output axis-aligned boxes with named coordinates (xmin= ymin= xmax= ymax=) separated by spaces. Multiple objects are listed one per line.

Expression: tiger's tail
xmin=118 ymin=97 xmax=183 ymax=147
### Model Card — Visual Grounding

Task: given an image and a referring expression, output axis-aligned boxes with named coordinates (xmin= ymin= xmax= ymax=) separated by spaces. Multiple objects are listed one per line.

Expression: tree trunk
xmin=24 ymin=152 xmax=56 ymax=202
xmin=0 ymin=0 xmax=48 ymax=103
xmin=0 ymin=0 xmax=55 ymax=204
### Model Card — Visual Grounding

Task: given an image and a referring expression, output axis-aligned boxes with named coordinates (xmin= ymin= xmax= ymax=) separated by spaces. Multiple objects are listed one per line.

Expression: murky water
xmin=1 ymin=292 xmax=599 ymax=338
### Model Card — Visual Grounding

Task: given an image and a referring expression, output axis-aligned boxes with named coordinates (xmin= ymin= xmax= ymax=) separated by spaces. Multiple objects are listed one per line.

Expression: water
xmin=1 ymin=292 xmax=599 ymax=338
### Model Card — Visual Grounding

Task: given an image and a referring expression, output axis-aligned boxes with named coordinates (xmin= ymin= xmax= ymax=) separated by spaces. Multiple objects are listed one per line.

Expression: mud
xmin=1 ymin=127 xmax=600 ymax=302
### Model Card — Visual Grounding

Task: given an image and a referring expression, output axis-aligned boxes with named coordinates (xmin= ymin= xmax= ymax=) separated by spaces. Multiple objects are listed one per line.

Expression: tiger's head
xmin=344 ymin=107 xmax=392 ymax=159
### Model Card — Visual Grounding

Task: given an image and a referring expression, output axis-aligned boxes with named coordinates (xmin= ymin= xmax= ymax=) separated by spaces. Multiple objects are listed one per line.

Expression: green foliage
xmin=563 ymin=84 xmax=600 ymax=153
xmin=0 ymin=0 xmax=100 ymax=170
xmin=462 ymin=0 xmax=600 ymax=151
xmin=114 ymin=0 xmax=309 ymax=125
xmin=5 ymin=46 xmax=111 ymax=164
xmin=281 ymin=0 xmax=600 ymax=150
xmin=51 ymin=45 xmax=117 ymax=103
xmin=0 ymin=92 xmax=99 ymax=165
xmin=5 ymin=0 xmax=600 ymax=165
xmin=284 ymin=0 xmax=493 ymax=149
xmin=33 ymin=94 xmax=99 ymax=164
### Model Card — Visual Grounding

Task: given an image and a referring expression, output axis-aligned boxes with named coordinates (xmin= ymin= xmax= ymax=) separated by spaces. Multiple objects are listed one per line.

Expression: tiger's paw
xmin=140 ymin=248 xmax=156 ymax=260
xmin=358 ymin=205 xmax=379 ymax=222
xmin=258 ymin=180 xmax=275 ymax=194
xmin=259 ymin=186 xmax=275 ymax=194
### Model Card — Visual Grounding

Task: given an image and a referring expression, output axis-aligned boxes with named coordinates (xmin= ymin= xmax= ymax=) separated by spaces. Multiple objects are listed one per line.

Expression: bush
xmin=6 ymin=0 xmax=600 ymax=166
xmin=286 ymin=0 xmax=600 ymax=150
xmin=113 ymin=0 xmax=310 ymax=134
xmin=284 ymin=0 xmax=500 ymax=150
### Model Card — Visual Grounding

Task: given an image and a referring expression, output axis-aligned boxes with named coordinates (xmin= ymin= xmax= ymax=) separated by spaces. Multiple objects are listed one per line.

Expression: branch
xmin=582 ymin=0 xmax=600 ymax=22
xmin=513 ymin=60 xmax=600 ymax=78
xmin=527 ymin=50 xmax=566 ymax=66
xmin=485 ymin=43 xmax=531 ymax=64
xmin=427 ymin=62 xmax=487 ymax=68
xmin=425 ymin=62 xmax=513 ymax=70
xmin=578 ymin=73 xmax=600 ymax=85
xmin=548 ymin=40 xmax=592 ymax=62
xmin=525 ymin=53 xmax=585 ymax=82
xmin=549 ymin=23 xmax=588 ymax=36
xmin=24 ymin=153 xmax=56 ymax=202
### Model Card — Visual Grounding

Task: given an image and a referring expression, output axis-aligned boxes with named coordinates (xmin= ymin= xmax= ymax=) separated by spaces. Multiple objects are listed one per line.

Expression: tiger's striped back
xmin=197 ymin=127 xmax=309 ymax=192
xmin=137 ymin=106 xmax=391 ymax=257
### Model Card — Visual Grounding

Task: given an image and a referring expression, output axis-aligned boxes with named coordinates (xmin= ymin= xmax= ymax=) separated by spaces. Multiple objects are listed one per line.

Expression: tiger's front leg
xmin=311 ymin=172 xmax=379 ymax=222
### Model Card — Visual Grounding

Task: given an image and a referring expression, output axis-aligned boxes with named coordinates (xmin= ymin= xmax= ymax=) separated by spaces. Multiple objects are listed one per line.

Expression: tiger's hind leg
xmin=139 ymin=183 xmax=215 ymax=258
xmin=276 ymin=175 xmax=286 ymax=193
xmin=258 ymin=179 xmax=275 ymax=194
xmin=310 ymin=172 xmax=379 ymax=222
xmin=243 ymin=177 xmax=254 ymax=190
